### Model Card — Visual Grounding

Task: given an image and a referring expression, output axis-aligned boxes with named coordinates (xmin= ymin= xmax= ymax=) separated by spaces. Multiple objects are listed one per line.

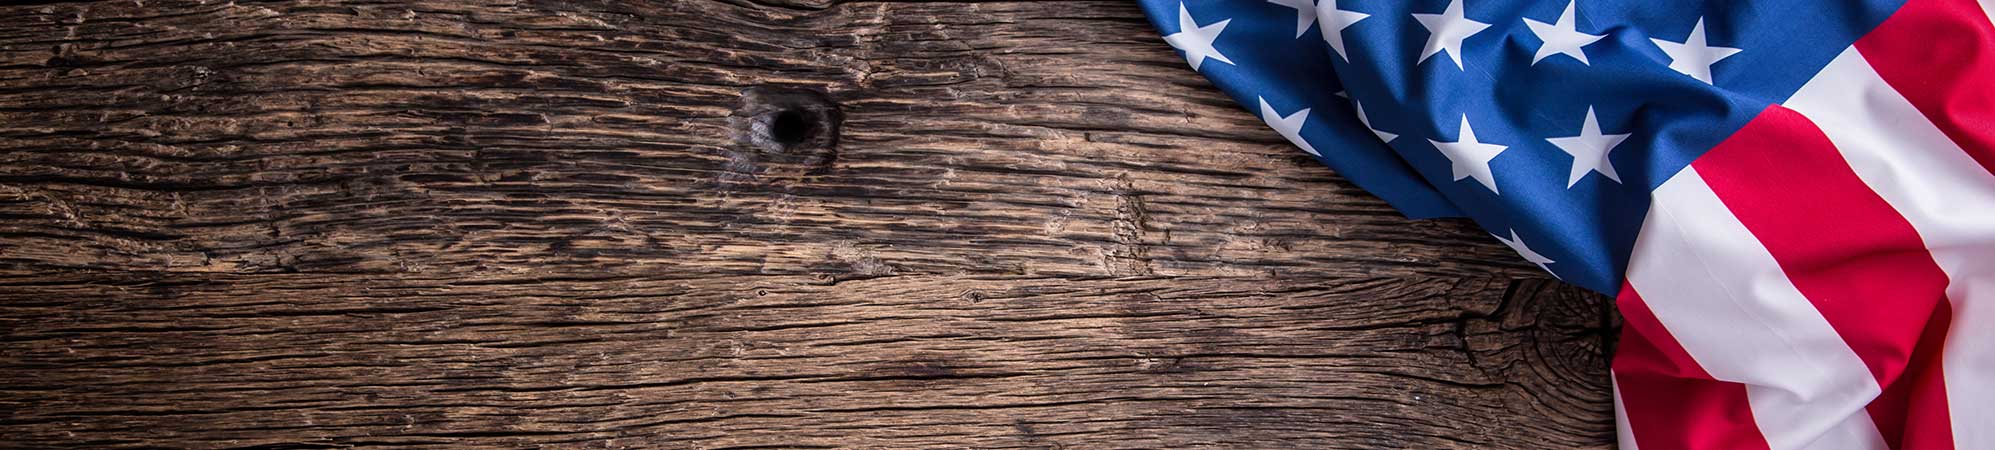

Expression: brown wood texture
xmin=0 ymin=1 xmax=1619 ymax=448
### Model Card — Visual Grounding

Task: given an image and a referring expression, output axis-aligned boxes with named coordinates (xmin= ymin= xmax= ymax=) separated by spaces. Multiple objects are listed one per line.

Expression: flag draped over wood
xmin=1137 ymin=0 xmax=1995 ymax=447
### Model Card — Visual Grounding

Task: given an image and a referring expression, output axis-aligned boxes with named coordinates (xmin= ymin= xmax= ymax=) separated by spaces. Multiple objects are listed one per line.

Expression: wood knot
xmin=730 ymin=86 xmax=841 ymax=155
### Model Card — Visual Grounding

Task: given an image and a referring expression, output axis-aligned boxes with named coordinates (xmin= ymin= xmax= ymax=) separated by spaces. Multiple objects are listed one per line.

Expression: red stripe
xmin=1855 ymin=0 xmax=1995 ymax=174
xmin=1614 ymin=284 xmax=1772 ymax=450
xmin=1692 ymin=105 xmax=1956 ymax=449
xmin=1895 ymin=303 xmax=1956 ymax=450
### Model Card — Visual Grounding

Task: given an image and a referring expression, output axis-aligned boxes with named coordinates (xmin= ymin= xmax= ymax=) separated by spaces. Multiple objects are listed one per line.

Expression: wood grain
xmin=2 ymin=272 xmax=1614 ymax=449
xmin=0 ymin=0 xmax=1617 ymax=448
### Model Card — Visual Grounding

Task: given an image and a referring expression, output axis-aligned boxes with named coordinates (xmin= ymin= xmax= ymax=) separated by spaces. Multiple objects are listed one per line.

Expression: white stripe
xmin=1627 ymin=167 xmax=1886 ymax=450
xmin=1980 ymin=0 xmax=1995 ymax=33
xmin=1612 ymin=374 xmax=1640 ymax=450
xmin=1785 ymin=46 xmax=1995 ymax=448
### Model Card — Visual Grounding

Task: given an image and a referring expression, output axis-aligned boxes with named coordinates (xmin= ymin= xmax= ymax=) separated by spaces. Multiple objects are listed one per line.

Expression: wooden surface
xmin=0 ymin=1 xmax=1618 ymax=448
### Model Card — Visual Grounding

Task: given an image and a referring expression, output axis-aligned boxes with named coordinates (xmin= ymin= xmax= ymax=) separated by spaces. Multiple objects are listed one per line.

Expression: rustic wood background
xmin=0 ymin=0 xmax=1618 ymax=448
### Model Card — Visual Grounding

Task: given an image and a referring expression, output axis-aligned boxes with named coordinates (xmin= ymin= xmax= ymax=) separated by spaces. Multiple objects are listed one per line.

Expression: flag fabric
xmin=1136 ymin=0 xmax=1995 ymax=448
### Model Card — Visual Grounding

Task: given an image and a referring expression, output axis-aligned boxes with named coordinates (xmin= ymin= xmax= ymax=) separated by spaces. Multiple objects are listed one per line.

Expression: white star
xmin=1259 ymin=97 xmax=1319 ymax=157
xmin=1163 ymin=2 xmax=1235 ymax=71
xmin=1650 ymin=18 xmax=1741 ymax=84
xmin=1316 ymin=0 xmax=1372 ymax=60
xmin=1268 ymin=0 xmax=1317 ymax=38
xmin=1523 ymin=1 xmax=1606 ymax=65
xmin=1493 ymin=229 xmax=1557 ymax=275
xmin=1413 ymin=0 xmax=1492 ymax=69
xmin=1429 ymin=115 xmax=1508 ymax=194
xmin=1352 ymin=100 xmax=1397 ymax=143
xmin=1546 ymin=107 xmax=1630 ymax=187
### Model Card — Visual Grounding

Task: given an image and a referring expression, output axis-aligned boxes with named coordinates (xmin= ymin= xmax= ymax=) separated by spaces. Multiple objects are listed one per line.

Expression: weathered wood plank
xmin=0 ymin=272 xmax=1613 ymax=448
xmin=0 ymin=0 xmax=1525 ymax=279
xmin=0 ymin=0 xmax=1617 ymax=448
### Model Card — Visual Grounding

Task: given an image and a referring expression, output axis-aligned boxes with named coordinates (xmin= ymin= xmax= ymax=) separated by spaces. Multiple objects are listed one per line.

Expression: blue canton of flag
xmin=1139 ymin=0 xmax=1899 ymax=295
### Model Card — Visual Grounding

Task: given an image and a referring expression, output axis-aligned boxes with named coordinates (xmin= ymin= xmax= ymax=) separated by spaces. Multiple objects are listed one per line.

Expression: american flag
xmin=1137 ymin=0 xmax=1995 ymax=448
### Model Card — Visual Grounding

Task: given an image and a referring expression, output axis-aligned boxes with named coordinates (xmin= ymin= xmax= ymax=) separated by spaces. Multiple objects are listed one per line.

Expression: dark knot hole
xmin=768 ymin=110 xmax=813 ymax=147
xmin=731 ymin=86 xmax=840 ymax=154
